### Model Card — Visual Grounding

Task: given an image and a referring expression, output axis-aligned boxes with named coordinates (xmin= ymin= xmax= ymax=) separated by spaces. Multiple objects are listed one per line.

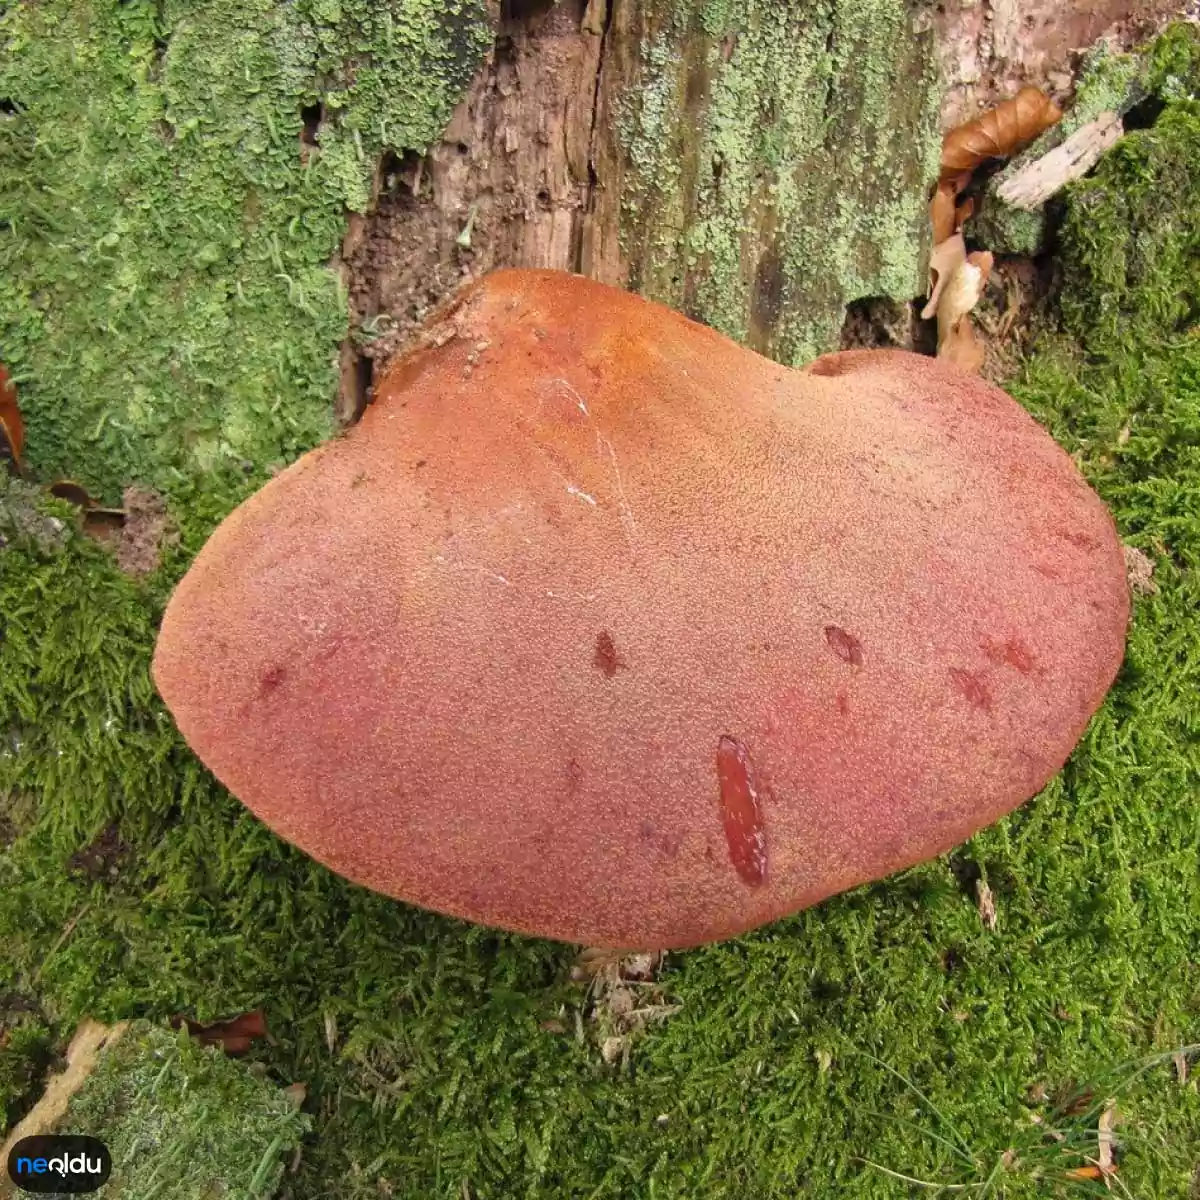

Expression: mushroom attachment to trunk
xmin=153 ymin=269 xmax=1129 ymax=949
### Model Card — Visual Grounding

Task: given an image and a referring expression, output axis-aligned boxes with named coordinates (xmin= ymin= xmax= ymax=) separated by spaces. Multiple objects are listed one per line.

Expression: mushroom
xmin=152 ymin=269 xmax=1129 ymax=950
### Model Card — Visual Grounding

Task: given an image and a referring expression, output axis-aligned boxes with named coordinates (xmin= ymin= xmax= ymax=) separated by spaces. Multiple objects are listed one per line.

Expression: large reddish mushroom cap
xmin=152 ymin=269 xmax=1129 ymax=949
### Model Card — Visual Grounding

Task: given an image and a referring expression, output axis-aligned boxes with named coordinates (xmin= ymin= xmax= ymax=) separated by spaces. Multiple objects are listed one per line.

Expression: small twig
xmin=33 ymin=904 xmax=90 ymax=982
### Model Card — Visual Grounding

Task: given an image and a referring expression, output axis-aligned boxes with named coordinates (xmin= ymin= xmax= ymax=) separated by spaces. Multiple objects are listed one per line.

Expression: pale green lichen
xmin=618 ymin=0 xmax=939 ymax=365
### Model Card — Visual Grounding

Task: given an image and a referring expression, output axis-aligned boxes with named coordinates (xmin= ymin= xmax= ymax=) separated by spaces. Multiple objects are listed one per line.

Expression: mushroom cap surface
xmin=153 ymin=269 xmax=1129 ymax=949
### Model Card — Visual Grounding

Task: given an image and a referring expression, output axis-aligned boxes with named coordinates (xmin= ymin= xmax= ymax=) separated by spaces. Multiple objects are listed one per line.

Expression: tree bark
xmin=340 ymin=0 xmax=942 ymax=418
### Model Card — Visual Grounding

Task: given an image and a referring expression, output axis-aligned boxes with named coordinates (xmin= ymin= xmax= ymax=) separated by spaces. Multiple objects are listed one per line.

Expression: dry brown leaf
xmin=170 ymin=1008 xmax=268 ymax=1056
xmin=1 ymin=363 xmax=23 ymax=470
xmin=941 ymin=87 xmax=1063 ymax=179
xmin=1064 ymin=1165 xmax=1105 ymax=1181
xmin=937 ymin=259 xmax=989 ymax=349
xmin=938 ymin=316 xmax=987 ymax=374
xmin=966 ymin=250 xmax=994 ymax=286
xmin=922 ymin=234 xmax=966 ymax=320
xmin=975 ymin=878 xmax=998 ymax=930
xmin=930 ymin=182 xmax=958 ymax=243
xmin=1058 ymin=1085 xmax=1093 ymax=1114
xmin=944 ymin=169 xmax=973 ymax=197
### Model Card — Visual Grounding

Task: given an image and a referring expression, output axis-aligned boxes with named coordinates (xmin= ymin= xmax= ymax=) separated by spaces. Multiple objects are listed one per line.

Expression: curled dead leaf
xmin=937 ymin=254 xmax=993 ymax=350
xmin=1097 ymin=1102 xmax=1117 ymax=1174
xmin=941 ymin=87 xmax=1063 ymax=180
xmin=923 ymin=234 xmax=966 ymax=321
xmin=966 ymin=249 xmax=994 ymax=285
xmin=930 ymin=182 xmax=958 ymax=244
xmin=1 ymin=363 xmax=23 ymax=470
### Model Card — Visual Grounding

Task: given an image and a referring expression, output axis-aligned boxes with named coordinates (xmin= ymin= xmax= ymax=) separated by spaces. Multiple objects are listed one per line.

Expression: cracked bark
xmin=340 ymin=0 xmax=617 ymax=418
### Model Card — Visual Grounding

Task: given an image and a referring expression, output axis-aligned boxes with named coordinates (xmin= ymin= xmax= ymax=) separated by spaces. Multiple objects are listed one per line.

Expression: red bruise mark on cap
xmin=1055 ymin=527 xmax=1101 ymax=551
xmin=983 ymin=636 xmax=1035 ymax=674
xmin=593 ymin=630 xmax=626 ymax=677
xmin=824 ymin=624 xmax=864 ymax=666
xmin=949 ymin=667 xmax=993 ymax=711
xmin=565 ymin=758 xmax=584 ymax=797
xmin=715 ymin=735 xmax=768 ymax=887
xmin=258 ymin=664 xmax=287 ymax=696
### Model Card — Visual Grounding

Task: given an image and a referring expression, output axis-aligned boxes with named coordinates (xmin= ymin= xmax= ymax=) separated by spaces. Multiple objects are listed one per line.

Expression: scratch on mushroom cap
xmin=152 ymin=269 xmax=1130 ymax=950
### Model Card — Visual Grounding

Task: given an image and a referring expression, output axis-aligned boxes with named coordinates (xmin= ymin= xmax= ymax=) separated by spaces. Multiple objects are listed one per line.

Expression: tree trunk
xmin=340 ymin=0 xmax=942 ymax=419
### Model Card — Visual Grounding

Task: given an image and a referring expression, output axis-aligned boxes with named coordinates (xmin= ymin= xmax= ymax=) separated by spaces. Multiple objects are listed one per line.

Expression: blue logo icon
xmin=6 ymin=1135 xmax=112 ymax=1194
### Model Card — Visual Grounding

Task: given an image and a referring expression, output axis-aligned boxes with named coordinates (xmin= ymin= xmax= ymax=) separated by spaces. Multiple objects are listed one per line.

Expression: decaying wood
xmin=341 ymin=0 xmax=612 ymax=395
xmin=996 ymin=113 xmax=1124 ymax=210
xmin=0 ymin=1019 xmax=130 ymax=1170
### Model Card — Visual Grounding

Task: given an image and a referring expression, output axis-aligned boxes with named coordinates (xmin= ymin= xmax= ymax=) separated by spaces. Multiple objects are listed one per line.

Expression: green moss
xmin=1066 ymin=41 xmax=1149 ymax=132
xmin=60 ymin=1021 xmax=310 ymax=1199
xmin=618 ymin=0 xmax=939 ymax=365
xmin=972 ymin=24 xmax=1200 ymax=258
xmin=1059 ymin=58 xmax=1200 ymax=353
xmin=0 ymin=1010 xmax=52 ymax=1131
xmin=0 ymin=0 xmax=491 ymax=508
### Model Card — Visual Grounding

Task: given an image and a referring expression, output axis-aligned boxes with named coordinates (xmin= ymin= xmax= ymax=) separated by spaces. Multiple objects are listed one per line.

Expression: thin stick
xmin=33 ymin=904 xmax=90 ymax=982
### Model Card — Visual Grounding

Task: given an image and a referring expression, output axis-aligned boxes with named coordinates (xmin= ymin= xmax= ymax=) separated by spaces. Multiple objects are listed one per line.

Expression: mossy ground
xmin=53 ymin=1021 xmax=310 ymax=1199
xmin=1 ymin=6 xmax=1199 ymax=1199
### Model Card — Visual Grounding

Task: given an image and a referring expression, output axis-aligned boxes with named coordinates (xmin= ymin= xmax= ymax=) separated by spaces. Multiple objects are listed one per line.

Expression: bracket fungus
xmin=153 ymin=269 xmax=1129 ymax=950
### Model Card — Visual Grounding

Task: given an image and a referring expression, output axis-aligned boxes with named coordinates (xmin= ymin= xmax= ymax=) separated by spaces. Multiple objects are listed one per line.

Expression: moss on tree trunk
xmin=605 ymin=0 xmax=940 ymax=364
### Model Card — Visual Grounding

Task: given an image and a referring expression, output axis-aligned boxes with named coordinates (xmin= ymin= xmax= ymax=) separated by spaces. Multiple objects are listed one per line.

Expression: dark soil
xmin=67 ymin=823 xmax=131 ymax=882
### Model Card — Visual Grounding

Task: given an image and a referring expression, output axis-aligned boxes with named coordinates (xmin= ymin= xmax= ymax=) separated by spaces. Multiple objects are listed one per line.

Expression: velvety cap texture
xmin=153 ymin=269 xmax=1130 ymax=949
